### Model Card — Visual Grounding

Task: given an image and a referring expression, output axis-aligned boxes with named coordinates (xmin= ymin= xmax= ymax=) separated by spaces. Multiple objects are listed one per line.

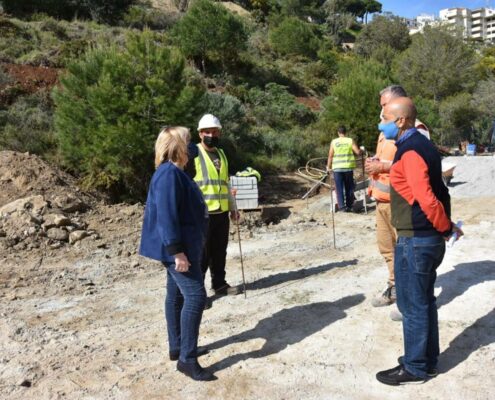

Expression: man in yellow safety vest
xmin=326 ymin=126 xmax=362 ymax=212
xmin=194 ymin=114 xmax=241 ymax=301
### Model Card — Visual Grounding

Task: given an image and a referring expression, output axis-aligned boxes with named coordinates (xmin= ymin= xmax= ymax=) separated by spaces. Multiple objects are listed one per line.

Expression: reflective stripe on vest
xmin=194 ymin=144 xmax=229 ymax=212
xmin=370 ymin=179 xmax=391 ymax=193
xmin=331 ymin=137 xmax=356 ymax=169
xmin=368 ymin=134 xmax=396 ymax=202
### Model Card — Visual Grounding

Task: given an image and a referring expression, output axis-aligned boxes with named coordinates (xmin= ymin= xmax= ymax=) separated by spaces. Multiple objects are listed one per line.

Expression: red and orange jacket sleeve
xmin=398 ymin=150 xmax=451 ymax=233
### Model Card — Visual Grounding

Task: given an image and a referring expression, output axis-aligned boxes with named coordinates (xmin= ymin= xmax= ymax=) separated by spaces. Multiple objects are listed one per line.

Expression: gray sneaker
xmin=371 ymin=285 xmax=396 ymax=307
xmin=390 ymin=308 xmax=403 ymax=321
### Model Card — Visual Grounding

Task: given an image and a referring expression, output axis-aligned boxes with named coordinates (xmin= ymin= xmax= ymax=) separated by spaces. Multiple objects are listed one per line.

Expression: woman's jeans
xmin=394 ymin=235 xmax=446 ymax=378
xmin=164 ymin=261 xmax=206 ymax=364
xmin=333 ymin=170 xmax=355 ymax=210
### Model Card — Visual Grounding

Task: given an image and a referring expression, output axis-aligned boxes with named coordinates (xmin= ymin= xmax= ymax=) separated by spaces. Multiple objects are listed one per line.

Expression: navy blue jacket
xmin=139 ymin=162 xmax=208 ymax=263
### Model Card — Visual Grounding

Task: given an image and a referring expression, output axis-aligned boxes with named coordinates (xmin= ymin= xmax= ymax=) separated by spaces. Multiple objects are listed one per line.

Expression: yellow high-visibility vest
xmin=194 ymin=144 xmax=230 ymax=212
xmin=331 ymin=137 xmax=356 ymax=169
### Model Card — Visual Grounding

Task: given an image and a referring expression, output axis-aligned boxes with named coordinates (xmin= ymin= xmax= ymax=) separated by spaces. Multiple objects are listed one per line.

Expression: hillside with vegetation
xmin=1 ymin=0 xmax=494 ymax=201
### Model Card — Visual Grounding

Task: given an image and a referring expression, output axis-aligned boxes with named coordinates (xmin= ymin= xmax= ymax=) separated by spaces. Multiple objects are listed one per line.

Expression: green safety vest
xmin=331 ymin=137 xmax=356 ymax=169
xmin=194 ymin=144 xmax=230 ymax=212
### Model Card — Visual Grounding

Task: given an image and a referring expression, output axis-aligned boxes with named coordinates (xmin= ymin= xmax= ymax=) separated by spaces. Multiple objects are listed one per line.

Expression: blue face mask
xmin=378 ymin=119 xmax=399 ymax=140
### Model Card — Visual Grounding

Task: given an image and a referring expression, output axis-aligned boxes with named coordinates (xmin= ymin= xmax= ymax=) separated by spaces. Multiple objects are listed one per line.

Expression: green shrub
xmin=0 ymin=92 xmax=56 ymax=155
xmin=39 ymin=17 xmax=68 ymax=40
xmin=439 ymin=93 xmax=478 ymax=145
xmin=393 ymin=27 xmax=478 ymax=101
xmin=1 ymin=0 xmax=137 ymax=24
xmin=172 ymin=0 xmax=248 ymax=72
xmin=354 ymin=15 xmax=411 ymax=59
xmin=319 ymin=59 xmax=391 ymax=150
xmin=0 ymin=18 xmax=38 ymax=61
xmin=269 ymin=17 xmax=320 ymax=58
xmin=0 ymin=65 xmax=12 ymax=86
xmin=247 ymin=83 xmax=316 ymax=129
xmin=53 ymin=30 xmax=204 ymax=200
xmin=122 ymin=5 xmax=178 ymax=30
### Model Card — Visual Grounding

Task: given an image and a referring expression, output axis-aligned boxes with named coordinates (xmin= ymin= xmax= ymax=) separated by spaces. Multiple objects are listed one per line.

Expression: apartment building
xmin=439 ymin=7 xmax=495 ymax=42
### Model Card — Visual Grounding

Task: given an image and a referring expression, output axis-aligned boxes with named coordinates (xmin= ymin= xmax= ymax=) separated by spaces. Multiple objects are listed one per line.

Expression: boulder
xmin=46 ymin=228 xmax=69 ymax=241
xmin=54 ymin=215 xmax=71 ymax=227
xmin=69 ymin=230 xmax=88 ymax=244
xmin=42 ymin=214 xmax=71 ymax=230
xmin=52 ymin=195 xmax=88 ymax=213
xmin=0 ymin=195 xmax=47 ymax=216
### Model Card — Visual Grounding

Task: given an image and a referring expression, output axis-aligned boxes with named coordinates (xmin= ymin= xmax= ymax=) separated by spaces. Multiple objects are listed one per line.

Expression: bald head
xmin=385 ymin=97 xmax=417 ymax=123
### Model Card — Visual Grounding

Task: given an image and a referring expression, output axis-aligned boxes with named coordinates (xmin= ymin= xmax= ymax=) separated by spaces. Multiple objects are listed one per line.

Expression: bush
xmin=252 ymin=126 xmax=320 ymax=171
xmin=172 ymin=0 xmax=248 ymax=72
xmin=0 ymin=18 xmax=38 ymax=61
xmin=0 ymin=0 xmax=137 ymax=24
xmin=393 ymin=27 xmax=478 ymax=101
xmin=122 ymin=5 xmax=179 ymax=30
xmin=319 ymin=59 xmax=391 ymax=150
xmin=354 ymin=15 xmax=411 ymax=59
xmin=0 ymin=65 xmax=12 ymax=86
xmin=247 ymin=83 xmax=316 ymax=130
xmin=0 ymin=92 xmax=56 ymax=155
xmin=269 ymin=17 xmax=320 ymax=58
xmin=53 ymin=30 xmax=204 ymax=200
xmin=439 ymin=93 xmax=478 ymax=145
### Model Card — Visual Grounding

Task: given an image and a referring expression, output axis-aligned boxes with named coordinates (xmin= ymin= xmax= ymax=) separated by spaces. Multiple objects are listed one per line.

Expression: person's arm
xmin=401 ymin=151 xmax=452 ymax=235
xmin=155 ymin=169 xmax=191 ymax=271
xmin=352 ymin=140 xmax=361 ymax=156
xmin=326 ymin=144 xmax=334 ymax=171
xmin=228 ymin=182 xmax=239 ymax=220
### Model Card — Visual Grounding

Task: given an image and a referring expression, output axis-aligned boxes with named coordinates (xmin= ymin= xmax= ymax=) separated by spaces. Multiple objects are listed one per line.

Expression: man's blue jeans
xmin=164 ymin=261 xmax=206 ymax=364
xmin=394 ymin=235 xmax=446 ymax=378
xmin=333 ymin=170 xmax=355 ymax=210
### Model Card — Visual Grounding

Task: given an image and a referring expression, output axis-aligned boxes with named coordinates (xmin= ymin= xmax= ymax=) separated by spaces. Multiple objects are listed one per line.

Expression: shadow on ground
xmin=441 ymin=307 xmax=495 ymax=373
xmin=245 ymin=259 xmax=358 ymax=291
xmin=207 ymin=294 xmax=365 ymax=373
xmin=437 ymin=260 xmax=495 ymax=373
xmin=437 ymin=260 xmax=495 ymax=309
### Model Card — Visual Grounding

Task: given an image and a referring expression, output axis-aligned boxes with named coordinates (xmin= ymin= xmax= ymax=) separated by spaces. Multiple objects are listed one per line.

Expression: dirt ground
xmin=0 ymin=153 xmax=494 ymax=400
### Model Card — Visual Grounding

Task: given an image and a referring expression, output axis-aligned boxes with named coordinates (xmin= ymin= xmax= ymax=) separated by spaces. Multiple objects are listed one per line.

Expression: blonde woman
xmin=139 ymin=127 xmax=216 ymax=381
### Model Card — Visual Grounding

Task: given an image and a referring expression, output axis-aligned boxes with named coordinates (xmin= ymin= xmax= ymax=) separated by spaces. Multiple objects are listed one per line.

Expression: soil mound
xmin=0 ymin=150 xmax=94 ymax=207
xmin=0 ymin=151 xmax=100 ymax=252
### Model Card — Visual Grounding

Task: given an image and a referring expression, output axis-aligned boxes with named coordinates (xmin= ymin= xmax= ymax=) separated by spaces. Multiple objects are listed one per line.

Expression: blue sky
xmin=379 ymin=1 xmax=490 ymax=18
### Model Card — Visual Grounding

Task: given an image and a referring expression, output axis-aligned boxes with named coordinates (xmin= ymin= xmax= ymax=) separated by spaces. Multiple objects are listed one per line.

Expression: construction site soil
xmin=0 ymin=151 xmax=494 ymax=400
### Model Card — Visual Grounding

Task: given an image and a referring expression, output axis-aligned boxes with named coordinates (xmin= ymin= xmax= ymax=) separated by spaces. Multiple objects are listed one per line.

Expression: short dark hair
xmin=380 ymin=85 xmax=408 ymax=98
xmin=338 ymin=126 xmax=347 ymax=134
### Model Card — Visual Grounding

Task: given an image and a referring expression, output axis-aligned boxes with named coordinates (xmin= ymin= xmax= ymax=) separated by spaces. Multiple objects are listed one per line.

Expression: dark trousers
xmin=201 ymin=212 xmax=230 ymax=290
xmin=333 ymin=170 xmax=355 ymax=210
xmin=394 ymin=235 xmax=446 ymax=378
xmin=164 ymin=261 xmax=206 ymax=364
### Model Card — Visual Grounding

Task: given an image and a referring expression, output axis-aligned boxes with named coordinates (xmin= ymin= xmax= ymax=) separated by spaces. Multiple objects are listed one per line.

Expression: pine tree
xmin=53 ymin=30 xmax=204 ymax=199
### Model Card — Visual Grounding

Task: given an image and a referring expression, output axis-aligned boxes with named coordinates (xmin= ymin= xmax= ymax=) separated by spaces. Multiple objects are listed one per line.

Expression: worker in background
xmin=326 ymin=126 xmax=361 ymax=212
xmin=376 ymin=97 xmax=462 ymax=385
xmin=367 ymin=85 xmax=430 ymax=320
xmin=194 ymin=114 xmax=241 ymax=301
